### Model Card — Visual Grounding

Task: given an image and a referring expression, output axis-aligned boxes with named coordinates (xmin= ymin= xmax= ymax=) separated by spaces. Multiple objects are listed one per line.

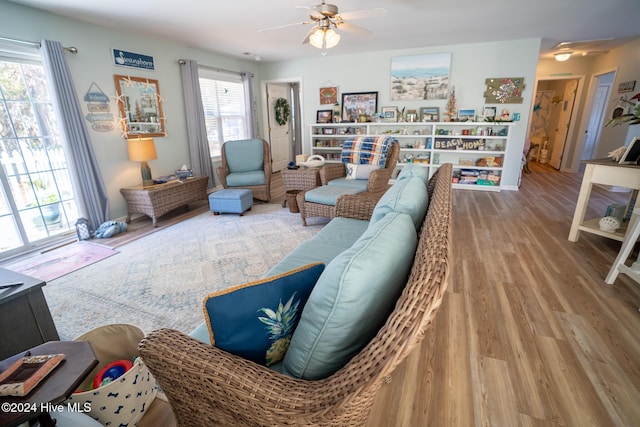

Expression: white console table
xmin=568 ymin=158 xmax=640 ymax=243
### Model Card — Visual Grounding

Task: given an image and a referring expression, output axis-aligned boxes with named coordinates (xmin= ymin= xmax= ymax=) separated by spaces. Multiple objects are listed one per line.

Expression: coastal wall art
xmin=390 ymin=53 xmax=451 ymax=101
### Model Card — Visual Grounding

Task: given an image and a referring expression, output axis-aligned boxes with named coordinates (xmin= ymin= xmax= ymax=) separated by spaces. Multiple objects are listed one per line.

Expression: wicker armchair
xmin=217 ymin=139 xmax=272 ymax=202
xmin=298 ymin=142 xmax=400 ymax=225
xmin=138 ymin=163 xmax=452 ymax=427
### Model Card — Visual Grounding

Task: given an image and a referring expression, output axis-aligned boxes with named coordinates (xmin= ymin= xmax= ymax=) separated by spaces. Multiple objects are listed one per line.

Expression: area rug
xmin=42 ymin=204 xmax=324 ymax=340
xmin=5 ymin=241 xmax=119 ymax=282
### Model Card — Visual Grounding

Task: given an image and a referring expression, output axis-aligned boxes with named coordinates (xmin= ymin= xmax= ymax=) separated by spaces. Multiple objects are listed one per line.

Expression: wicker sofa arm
xmin=335 ymin=192 xmax=382 ymax=221
xmin=139 ymin=328 xmax=358 ymax=426
xmin=366 ymin=168 xmax=394 ymax=193
xmin=319 ymin=163 xmax=345 ymax=185
xmin=216 ymin=165 xmax=230 ymax=187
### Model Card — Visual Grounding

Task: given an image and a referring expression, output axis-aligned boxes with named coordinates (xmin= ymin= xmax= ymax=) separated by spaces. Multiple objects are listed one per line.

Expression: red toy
xmin=93 ymin=359 xmax=134 ymax=389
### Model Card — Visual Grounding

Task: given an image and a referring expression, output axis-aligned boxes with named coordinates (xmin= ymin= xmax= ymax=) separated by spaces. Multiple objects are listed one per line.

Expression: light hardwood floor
xmin=140 ymin=163 xmax=640 ymax=426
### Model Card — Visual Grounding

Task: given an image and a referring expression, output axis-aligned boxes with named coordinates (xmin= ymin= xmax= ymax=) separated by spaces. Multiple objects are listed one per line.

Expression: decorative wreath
xmin=274 ymin=97 xmax=290 ymax=126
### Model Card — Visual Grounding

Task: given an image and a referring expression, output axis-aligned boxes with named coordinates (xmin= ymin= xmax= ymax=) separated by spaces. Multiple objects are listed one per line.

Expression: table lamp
xmin=127 ymin=137 xmax=157 ymax=186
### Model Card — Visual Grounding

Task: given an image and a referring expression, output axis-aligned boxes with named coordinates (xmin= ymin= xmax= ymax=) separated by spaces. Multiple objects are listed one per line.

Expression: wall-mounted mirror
xmin=114 ymin=75 xmax=165 ymax=138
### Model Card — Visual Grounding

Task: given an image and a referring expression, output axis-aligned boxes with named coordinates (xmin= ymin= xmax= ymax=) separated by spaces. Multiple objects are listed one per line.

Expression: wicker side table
xmin=120 ymin=176 xmax=209 ymax=226
xmin=280 ymin=168 xmax=322 ymax=208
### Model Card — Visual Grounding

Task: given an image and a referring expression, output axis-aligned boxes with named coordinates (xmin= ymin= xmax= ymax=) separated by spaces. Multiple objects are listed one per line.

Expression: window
xmin=198 ymin=68 xmax=249 ymax=158
xmin=0 ymin=47 xmax=77 ymax=256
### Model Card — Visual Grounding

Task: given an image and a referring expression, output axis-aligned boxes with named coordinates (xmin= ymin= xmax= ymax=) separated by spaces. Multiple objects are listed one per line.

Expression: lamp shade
xmin=309 ymin=27 xmax=340 ymax=49
xmin=554 ymin=52 xmax=572 ymax=62
xmin=127 ymin=137 xmax=157 ymax=162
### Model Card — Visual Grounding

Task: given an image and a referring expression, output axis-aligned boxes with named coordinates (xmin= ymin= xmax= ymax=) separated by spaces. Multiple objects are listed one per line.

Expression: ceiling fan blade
xmin=258 ymin=21 xmax=313 ymax=32
xmin=337 ymin=8 xmax=387 ymax=21
xmin=334 ymin=21 xmax=371 ymax=35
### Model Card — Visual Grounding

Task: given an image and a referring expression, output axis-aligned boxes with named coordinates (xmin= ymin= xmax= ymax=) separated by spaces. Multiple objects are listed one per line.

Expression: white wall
xmin=0 ymin=1 xmax=261 ymax=220
xmin=259 ymin=39 xmax=541 ymax=189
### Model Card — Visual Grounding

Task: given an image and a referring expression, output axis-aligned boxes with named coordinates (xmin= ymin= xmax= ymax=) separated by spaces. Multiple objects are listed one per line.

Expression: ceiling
xmin=9 ymin=0 xmax=640 ymax=62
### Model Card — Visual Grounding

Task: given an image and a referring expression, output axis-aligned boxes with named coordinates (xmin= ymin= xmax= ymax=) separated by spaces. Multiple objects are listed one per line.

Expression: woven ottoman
xmin=209 ymin=188 xmax=253 ymax=215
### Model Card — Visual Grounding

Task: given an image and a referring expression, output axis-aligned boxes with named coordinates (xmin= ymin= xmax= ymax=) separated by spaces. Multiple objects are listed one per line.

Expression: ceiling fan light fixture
xmin=554 ymin=52 xmax=572 ymax=62
xmin=324 ymin=28 xmax=340 ymax=48
xmin=309 ymin=27 xmax=325 ymax=48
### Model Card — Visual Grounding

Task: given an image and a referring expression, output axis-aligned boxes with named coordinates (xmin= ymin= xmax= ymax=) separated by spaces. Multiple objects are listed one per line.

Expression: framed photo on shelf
xmin=381 ymin=106 xmax=398 ymax=122
xmin=322 ymin=127 xmax=335 ymax=135
xmin=341 ymin=91 xmax=378 ymax=122
xmin=458 ymin=108 xmax=476 ymax=122
xmin=420 ymin=107 xmax=440 ymax=122
xmin=483 ymin=106 xmax=497 ymax=120
xmin=317 ymin=110 xmax=333 ymax=123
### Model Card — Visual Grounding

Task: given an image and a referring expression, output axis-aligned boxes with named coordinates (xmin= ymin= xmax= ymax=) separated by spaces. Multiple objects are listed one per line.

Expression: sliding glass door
xmin=0 ymin=59 xmax=77 ymax=257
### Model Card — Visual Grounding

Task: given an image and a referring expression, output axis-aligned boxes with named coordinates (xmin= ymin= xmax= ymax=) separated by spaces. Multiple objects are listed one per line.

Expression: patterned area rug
xmin=43 ymin=204 xmax=324 ymax=340
xmin=5 ymin=242 xmax=118 ymax=282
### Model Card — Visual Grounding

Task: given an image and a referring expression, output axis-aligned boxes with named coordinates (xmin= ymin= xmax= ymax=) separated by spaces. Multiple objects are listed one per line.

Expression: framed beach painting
xmin=391 ymin=53 xmax=451 ymax=101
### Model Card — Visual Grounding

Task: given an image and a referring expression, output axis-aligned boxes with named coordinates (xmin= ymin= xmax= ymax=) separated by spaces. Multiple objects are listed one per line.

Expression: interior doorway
xmin=262 ymin=79 xmax=303 ymax=172
xmin=528 ymin=76 xmax=583 ymax=171
xmin=580 ymin=71 xmax=615 ymax=161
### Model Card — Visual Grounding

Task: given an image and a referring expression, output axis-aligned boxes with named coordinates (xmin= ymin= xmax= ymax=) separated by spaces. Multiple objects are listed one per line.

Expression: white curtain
xmin=179 ymin=59 xmax=215 ymax=188
xmin=40 ymin=39 xmax=109 ymax=232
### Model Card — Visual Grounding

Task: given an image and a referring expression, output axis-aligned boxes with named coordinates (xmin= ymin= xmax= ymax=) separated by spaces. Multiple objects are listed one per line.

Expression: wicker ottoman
xmin=209 ymin=189 xmax=253 ymax=215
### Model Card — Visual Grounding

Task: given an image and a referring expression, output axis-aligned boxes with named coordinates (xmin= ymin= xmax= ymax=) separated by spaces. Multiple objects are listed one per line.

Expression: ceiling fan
xmin=258 ymin=1 xmax=387 ymax=49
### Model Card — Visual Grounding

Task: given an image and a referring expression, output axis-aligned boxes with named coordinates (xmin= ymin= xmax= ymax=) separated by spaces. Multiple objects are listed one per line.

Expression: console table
xmin=0 ymin=268 xmax=59 ymax=360
xmin=568 ymin=158 xmax=640 ymax=242
xmin=120 ymin=176 xmax=209 ymax=226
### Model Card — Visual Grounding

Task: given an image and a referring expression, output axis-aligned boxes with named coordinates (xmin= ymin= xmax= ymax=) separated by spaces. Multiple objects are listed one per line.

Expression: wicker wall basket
xmin=67 ymin=324 xmax=158 ymax=427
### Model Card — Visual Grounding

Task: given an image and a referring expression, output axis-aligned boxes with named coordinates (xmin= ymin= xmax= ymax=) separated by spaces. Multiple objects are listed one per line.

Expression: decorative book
xmin=0 ymin=353 xmax=65 ymax=397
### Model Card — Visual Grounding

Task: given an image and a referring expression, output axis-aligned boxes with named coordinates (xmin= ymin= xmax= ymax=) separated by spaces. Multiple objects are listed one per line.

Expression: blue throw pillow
xmin=203 ymin=262 xmax=325 ymax=366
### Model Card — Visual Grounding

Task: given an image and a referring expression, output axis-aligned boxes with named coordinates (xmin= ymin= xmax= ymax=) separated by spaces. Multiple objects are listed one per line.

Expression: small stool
xmin=209 ymin=189 xmax=253 ymax=215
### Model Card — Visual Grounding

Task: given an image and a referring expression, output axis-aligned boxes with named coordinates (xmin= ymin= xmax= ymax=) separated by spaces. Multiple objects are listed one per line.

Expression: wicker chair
xmin=217 ymin=139 xmax=272 ymax=202
xmin=298 ymin=142 xmax=400 ymax=226
xmin=138 ymin=163 xmax=452 ymax=427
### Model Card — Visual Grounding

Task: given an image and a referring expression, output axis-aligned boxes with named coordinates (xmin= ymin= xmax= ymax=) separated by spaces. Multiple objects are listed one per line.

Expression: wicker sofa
xmin=138 ymin=163 xmax=452 ymax=426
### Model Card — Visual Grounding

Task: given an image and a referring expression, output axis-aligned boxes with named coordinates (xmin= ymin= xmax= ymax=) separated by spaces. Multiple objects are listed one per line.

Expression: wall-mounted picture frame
xmin=420 ymin=107 xmax=440 ymax=122
xmin=341 ymin=91 xmax=378 ymax=122
xmin=114 ymin=75 xmax=166 ymax=137
xmin=391 ymin=53 xmax=451 ymax=101
xmin=458 ymin=108 xmax=476 ymax=122
xmin=317 ymin=110 xmax=333 ymax=123
xmin=319 ymin=86 xmax=338 ymax=104
xmin=381 ymin=106 xmax=398 ymax=122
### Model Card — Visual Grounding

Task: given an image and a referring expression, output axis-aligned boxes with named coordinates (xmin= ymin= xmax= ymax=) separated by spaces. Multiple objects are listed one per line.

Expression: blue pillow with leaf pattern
xmin=202 ymin=263 xmax=325 ymax=366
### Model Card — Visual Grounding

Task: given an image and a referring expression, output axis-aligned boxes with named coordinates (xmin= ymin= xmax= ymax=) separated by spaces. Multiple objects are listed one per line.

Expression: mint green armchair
xmin=217 ymin=139 xmax=272 ymax=202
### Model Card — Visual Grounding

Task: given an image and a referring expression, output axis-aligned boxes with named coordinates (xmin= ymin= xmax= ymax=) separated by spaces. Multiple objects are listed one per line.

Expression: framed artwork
xmin=322 ymin=127 xmax=335 ymax=135
xmin=484 ymin=77 xmax=525 ymax=104
xmin=458 ymin=108 xmax=476 ymax=122
xmin=483 ymin=106 xmax=497 ymax=120
xmin=114 ymin=75 xmax=166 ymax=137
xmin=381 ymin=106 xmax=398 ymax=122
xmin=316 ymin=110 xmax=333 ymax=123
xmin=341 ymin=92 xmax=378 ymax=122
xmin=319 ymin=86 xmax=338 ymax=104
xmin=420 ymin=107 xmax=440 ymax=122
xmin=391 ymin=53 xmax=451 ymax=101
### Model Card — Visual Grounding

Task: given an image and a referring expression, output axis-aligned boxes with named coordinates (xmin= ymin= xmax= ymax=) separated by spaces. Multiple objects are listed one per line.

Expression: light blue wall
xmin=259 ymin=38 xmax=541 ymax=190
xmin=1 ymin=0 xmax=541 ymax=221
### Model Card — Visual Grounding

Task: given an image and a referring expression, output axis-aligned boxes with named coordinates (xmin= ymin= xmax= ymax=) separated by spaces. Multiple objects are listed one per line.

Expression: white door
xmin=549 ymin=79 xmax=578 ymax=169
xmin=581 ymin=84 xmax=610 ymax=160
xmin=266 ymin=83 xmax=292 ymax=172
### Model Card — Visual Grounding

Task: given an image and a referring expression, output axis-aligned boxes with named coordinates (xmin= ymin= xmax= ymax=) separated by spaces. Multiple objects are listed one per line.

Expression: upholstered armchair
xmin=298 ymin=139 xmax=399 ymax=225
xmin=217 ymin=139 xmax=272 ymax=202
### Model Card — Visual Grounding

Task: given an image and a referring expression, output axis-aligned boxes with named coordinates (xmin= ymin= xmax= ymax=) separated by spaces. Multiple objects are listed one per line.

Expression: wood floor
xmin=140 ymin=163 xmax=640 ymax=427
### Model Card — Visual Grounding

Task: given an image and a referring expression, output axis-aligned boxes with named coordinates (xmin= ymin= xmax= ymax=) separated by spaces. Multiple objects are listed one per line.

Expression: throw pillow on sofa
xmin=345 ymin=163 xmax=381 ymax=180
xmin=396 ymin=163 xmax=430 ymax=185
xmin=282 ymin=212 xmax=417 ymax=380
xmin=203 ymin=262 xmax=325 ymax=366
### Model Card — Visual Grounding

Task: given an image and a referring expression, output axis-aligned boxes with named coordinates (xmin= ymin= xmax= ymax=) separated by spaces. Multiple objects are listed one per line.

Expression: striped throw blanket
xmin=341 ymin=136 xmax=394 ymax=166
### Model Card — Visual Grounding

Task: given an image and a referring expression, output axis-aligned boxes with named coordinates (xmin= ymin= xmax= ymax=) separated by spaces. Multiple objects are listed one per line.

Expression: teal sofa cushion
xmin=226 ymin=170 xmax=266 ymax=187
xmin=282 ymin=212 xmax=417 ymax=380
xmin=396 ymin=163 xmax=430 ymax=185
xmin=266 ymin=217 xmax=369 ymax=276
xmin=224 ymin=139 xmax=264 ymax=173
xmin=326 ymin=177 xmax=369 ymax=191
xmin=304 ymin=185 xmax=364 ymax=205
xmin=370 ymin=176 xmax=428 ymax=229
xmin=203 ymin=263 xmax=325 ymax=366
